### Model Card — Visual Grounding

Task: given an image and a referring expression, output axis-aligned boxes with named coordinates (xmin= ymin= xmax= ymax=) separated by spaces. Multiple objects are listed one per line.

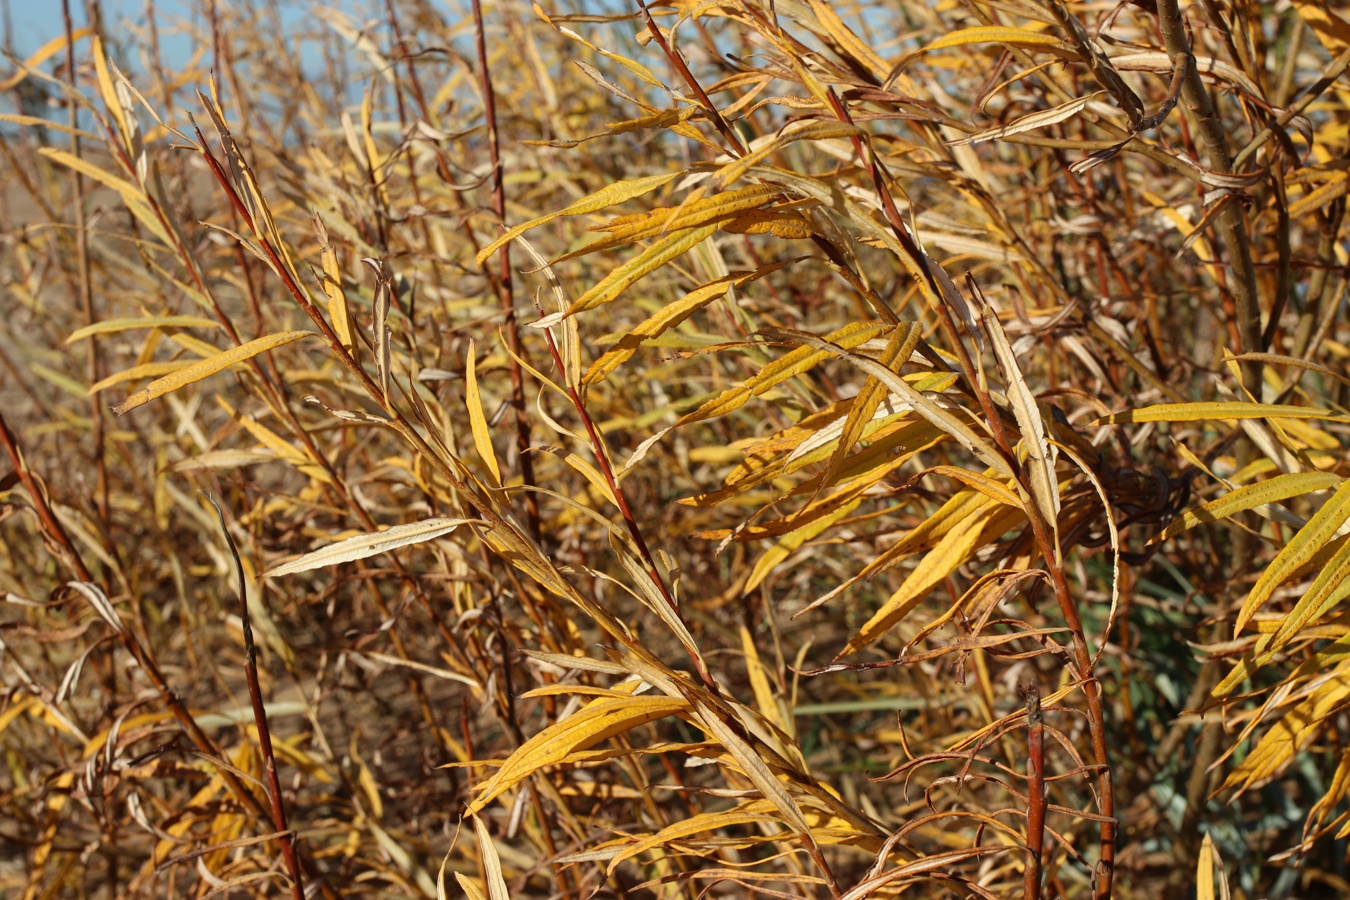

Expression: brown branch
xmin=1234 ymin=44 xmax=1350 ymax=171
xmin=1021 ymin=683 xmax=1046 ymax=900
xmin=534 ymin=305 xmax=717 ymax=695
xmin=62 ymin=0 xmax=109 ymax=531
xmin=1046 ymin=0 xmax=1145 ymax=125
xmin=1155 ymin=0 xmax=1262 ymax=389
xmin=472 ymin=0 xmax=541 ymax=542
xmin=204 ymin=495 xmax=305 ymax=900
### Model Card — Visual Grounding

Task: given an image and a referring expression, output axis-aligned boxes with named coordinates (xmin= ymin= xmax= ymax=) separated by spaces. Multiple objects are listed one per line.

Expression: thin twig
xmin=203 ymin=494 xmax=305 ymax=900
xmin=62 ymin=0 xmax=109 ymax=530
xmin=1021 ymin=683 xmax=1046 ymax=900
xmin=472 ymin=0 xmax=541 ymax=542
xmin=1156 ymin=0 xmax=1262 ymax=389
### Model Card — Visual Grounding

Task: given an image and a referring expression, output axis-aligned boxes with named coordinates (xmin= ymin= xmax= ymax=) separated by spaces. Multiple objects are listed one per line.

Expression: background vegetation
xmin=3 ymin=0 xmax=1350 ymax=896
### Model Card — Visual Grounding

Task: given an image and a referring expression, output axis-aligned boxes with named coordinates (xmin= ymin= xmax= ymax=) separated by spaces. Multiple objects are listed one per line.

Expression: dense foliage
xmin=3 ymin=0 xmax=1350 ymax=896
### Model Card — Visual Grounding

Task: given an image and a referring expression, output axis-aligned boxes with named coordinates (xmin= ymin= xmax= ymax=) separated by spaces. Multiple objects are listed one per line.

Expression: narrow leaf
xmin=949 ymin=93 xmax=1101 ymax=146
xmin=465 ymin=696 xmax=688 ymax=816
xmin=67 ymin=316 xmax=220 ymax=343
xmin=265 ymin=518 xmax=479 ymax=577
xmin=474 ymin=172 xmax=681 ymax=266
xmin=465 ymin=340 xmax=501 ymax=486
xmin=1235 ymin=480 xmax=1350 ymax=633
xmin=471 ymin=816 xmax=510 ymax=900
xmin=914 ymin=26 xmax=1073 ymax=54
xmin=1095 ymin=402 xmax=1338 ymax=424
xmin=1151 ymin=472 xmax=1342 ymax=544
xmin=112 ymin=331 xmax=314 ymax=415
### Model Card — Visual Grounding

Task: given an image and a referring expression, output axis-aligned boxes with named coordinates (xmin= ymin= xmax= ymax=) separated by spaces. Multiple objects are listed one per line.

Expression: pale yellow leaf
xmin=0 ymin=28 xmax=94 ymax=91
xmin=112 ymin=331 xmax=315 ymax=415
xmin=265 ymin=518 xmax=480 ymax=577
xmin=949 ymin=93 xmax=1101 ymax=146
xmin=471 ymin=816 xmax=509 ymax=900
xmin=67 ymin=316 xmax=220 ymax=343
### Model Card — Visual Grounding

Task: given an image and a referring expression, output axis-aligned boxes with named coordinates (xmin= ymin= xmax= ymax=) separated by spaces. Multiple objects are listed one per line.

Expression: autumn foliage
xmin=3 ymin=0 xmax=1350 ymax=897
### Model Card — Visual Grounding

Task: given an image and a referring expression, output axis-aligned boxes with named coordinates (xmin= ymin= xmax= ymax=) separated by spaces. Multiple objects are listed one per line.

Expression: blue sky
xmin=10 ymin=0 xmax=189 ymax=56
xmin=6 ymin=0 xmax=353 ymax=71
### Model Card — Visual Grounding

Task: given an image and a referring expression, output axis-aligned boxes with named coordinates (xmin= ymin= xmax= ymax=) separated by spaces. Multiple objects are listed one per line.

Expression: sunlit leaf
xmin=111 ymin=331 xmax=315 ymax=415
xmin=265 ymin=518 xmax=480 ymax=577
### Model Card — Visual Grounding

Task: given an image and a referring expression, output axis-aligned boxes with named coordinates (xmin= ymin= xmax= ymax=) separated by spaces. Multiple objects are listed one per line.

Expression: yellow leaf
xmin=466 ymin=695 xmax=687 ymax=816
xmin=840 ymin=506 xmax=990 ymax=657
xmin=558 ymin=451 xmax=617 ymax=506
xmin=927 ymin=466 xmax=1023 ymax=510
xmin=1235 ymin=479 xmax=1350 ymax=634
xmin=556 ymin=224 xmax=717 ymax=317
xmin=676 ymin=322 xmax=884 ymax=428
xmin=720 ymin=210 xmax=814 ymax=238
xmin=315 ymin=218 xmax=354 ymax=353
xmin=609 ymin=105 xmax=698 ymax=136
xmin=453 ymin=873 xmax=488 ymax=900
xmin=0 ymin=114 xmax=98 ymax=140
xmin=914 ymin=26 xmax=1072 ymax=55
xmin=39 ymin=147 xmax=143 ymax=199
xmin=1259 ymin=532 xmax=1350 ymax=661
xmin=555 ymin=185 xmax=779 ymax=264
xmin=91 ymin=36 xmax=131 ymax=148
xmin=111 ymin=331 xmax=314 ymax=415
xmin=474 ymin=172 xmax=681 ymax=266
xmin=66 ymin=315 xmax=220 ymax=343
xmin=768 ymin=328 xmax=1013 ymax=479
xmin=744 ymin=500 xmax=861 ymax=595
xmin=607 ymin=807 xmax=777 ymax=875
xmin=741 ymin=628 xmax=790 ymax=737
xmin=1151 ymin=472 xmax=1343 ymax=544
xmin=0 ymin=28 xmax=94 ymax=91
xmin=1294 ymin=0 xmax=1350 ymax=53
xmin=266 ymin=518 xmax=479 ymax=577
xmin=1222 ymin=667 xmax=1350 ymax=793
xmin=716 ymin=121 xmax=862 ymax=187
xmin=465 ymin=340 xmax=501 ymax=486
xmin=584 ymin=262 xmax=791 ymax=384
xmin=1197 ymin=834 xmax=1215 ymax=900
xmin=224 ymin=402 xmax=330 ymax=484
xmin=1290 ymin=174 xmax=1350 ymax=220
xmin=1095 ymin=402 xmax=1339 ymax=424
xmin=819 ymin=324 xmax=921 ymax=489
xmin=89 ymin=361 xmax=192 ymax=395
xmin=806 ymin=0 xmax=888 ymax=79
